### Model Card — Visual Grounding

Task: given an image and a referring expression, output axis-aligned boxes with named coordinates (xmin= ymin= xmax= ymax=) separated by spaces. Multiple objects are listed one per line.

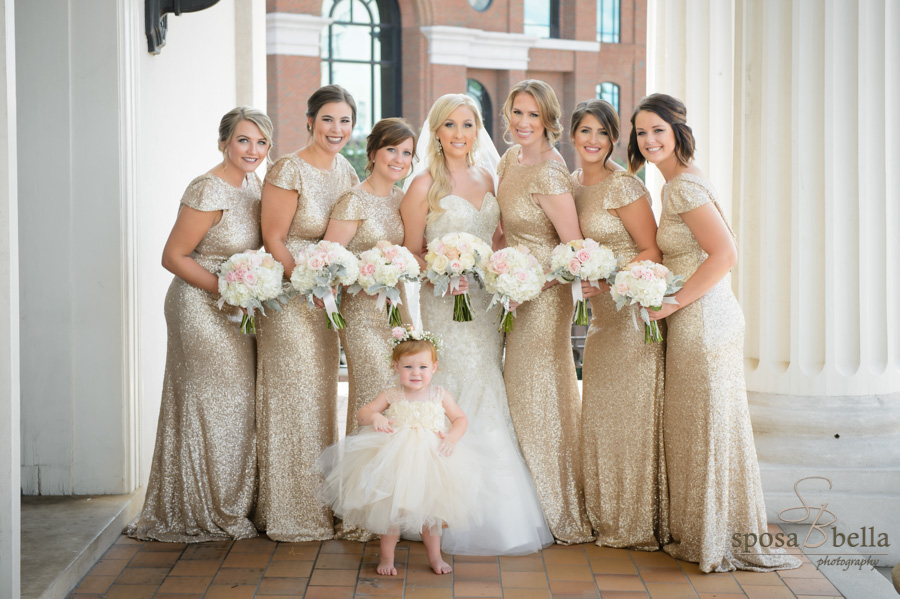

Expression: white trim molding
xmin=419 ymin=26 xmax=600 ymax=71
xmin=266 ymin=12 xmax=333 ymax=57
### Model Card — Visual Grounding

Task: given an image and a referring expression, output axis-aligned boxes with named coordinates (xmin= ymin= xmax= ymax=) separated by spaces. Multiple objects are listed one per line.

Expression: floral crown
xmin=389 ymin=325 xmax=443 ymax=358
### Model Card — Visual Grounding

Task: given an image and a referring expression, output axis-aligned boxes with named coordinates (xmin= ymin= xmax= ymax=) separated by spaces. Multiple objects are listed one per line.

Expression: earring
xmin=307 ymin=123 xmax=313 ymax=134
xmin=435 ymin=138 xmax=443 ymax=155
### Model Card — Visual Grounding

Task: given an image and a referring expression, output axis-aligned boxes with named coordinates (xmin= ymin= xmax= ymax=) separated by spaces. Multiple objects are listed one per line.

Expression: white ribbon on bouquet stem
xmin=375 ymin=288 xmax=388 ymax=311
xmin=448 ymin=275 xmax=462 ymax=296
xmin=571 ymin=278 xmax=602 ymax=305
xmin=322 ymin=288 xmax=340 ymax=327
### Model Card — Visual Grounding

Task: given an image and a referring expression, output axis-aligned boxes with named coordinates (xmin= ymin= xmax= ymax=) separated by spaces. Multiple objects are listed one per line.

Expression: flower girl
xmin=319 ymin=326 xmax=484 ymax=576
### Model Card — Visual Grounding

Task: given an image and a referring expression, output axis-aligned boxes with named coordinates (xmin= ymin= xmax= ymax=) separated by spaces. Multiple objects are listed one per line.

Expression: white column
xmin=0 ymin=0 xmax=18 ymax=594
xmin=648 ymin=0 xmax=900 ymax=565
xmin=235 ymin=0 xmax=266 ymax=109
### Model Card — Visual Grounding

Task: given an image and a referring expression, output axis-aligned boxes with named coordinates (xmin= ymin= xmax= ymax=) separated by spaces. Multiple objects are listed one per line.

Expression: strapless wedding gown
xmin=419 ymin=193 xmax=553 ymax=555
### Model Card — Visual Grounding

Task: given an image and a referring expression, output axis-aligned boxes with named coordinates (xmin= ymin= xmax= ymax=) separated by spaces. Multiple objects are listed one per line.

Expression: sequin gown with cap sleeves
xmin=573 ymin=170 xmax=668 ymax=550
xmin=319 ymin=385 xmax=485 ymax=536
xmin=128 ymin=173 xmax=260 ymax=543
xmin=657 ymin=173 xmax=800 ymax=572
xmin=331 ymin=186 xmax=411 ymax=435
xmin=495 ymin=146 xmax=593 ymax=544
xmin=419 ymin=188 xmax=553 ymax=555
xmin=254 ymin=152 xmax=359 ymax=542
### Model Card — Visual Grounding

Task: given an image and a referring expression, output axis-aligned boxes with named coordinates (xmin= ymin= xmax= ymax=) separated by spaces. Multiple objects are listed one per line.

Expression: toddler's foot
xmin=377 ymin=560 xmax=397 ymax=576
xmin=429 ymin=557 xmax=452 ymax=575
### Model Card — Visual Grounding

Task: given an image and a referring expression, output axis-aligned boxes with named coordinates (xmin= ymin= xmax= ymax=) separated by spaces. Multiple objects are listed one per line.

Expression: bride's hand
xmin=449 ymin=276 xmax=469 ymax=295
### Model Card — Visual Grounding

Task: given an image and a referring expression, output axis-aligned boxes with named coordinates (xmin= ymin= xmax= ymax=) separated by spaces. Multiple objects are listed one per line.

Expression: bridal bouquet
xmin=423 ymin=232 xmax=492 ymax=322
xmin=548 ymin=238 xmax=618 ymax=326
xmin=347 ymin=240 xmax=421 ymax=327
xmin=217 ymin=249 xmax=289 ymax=334
xmin=482 ymin=245 xmax=544 ymax=332
xmin=609 ymin=260 xmax=684 ymax=343
xmin=290 ymin=240 xmax=359 ymax=329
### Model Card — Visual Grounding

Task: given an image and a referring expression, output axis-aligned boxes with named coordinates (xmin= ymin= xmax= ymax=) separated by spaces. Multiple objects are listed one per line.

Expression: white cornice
xmin=267 ymin=12 xmax=333 ymax=57
xmin=419 ymin=26 xmax=600 ymax=71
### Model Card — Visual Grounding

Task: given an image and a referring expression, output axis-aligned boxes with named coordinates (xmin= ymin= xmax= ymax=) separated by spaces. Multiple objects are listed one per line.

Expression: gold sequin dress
xmin=331 ymin=186 xmax=411 ymax=435
xmin=657 ymin=173 xmax=800 ymax=572
xmin=496 ymin=147 xmax=593 ymax=544
xmin=128 ymin=173 xmax=261 ymax=543
xmin=573 ymin=170 xmax=668 ymax=550
xmin=255 ymin=152 xmax=358 ymax=542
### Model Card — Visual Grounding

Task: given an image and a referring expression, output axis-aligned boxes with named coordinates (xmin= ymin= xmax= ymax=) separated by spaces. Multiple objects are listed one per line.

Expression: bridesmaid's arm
xmin=323 ymin=219 xmax=361 ymax=247
xmin=616 ymin=197 xmax=662 ymax=264
xmin=261 ymin=182 xmax=299 ymax=278
xmin=400 ymin=174 xmax=431 ymax=271
xmin=161 ymin=206 xmax=221 ymax=295
xmin=647 ymin=202 xmax=736 ymax=321
xmin=535 ymin=192 xmax=583 ymax=243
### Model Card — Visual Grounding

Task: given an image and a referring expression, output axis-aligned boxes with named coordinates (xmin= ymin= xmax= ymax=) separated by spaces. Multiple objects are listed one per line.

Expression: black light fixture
xmin=146 ymin=0 xmax=222 ymax=54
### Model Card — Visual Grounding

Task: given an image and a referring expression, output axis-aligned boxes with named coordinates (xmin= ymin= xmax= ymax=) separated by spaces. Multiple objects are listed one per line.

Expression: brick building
xmin=266 ymin=0 xmax=645 ymax=168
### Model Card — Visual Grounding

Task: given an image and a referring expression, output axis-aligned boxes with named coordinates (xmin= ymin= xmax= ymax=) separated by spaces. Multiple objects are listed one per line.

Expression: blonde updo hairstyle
xmin=501 ymin=79 xmax=563 ymax=147
xmin=218 ymin=106 xmax=274 ymax=165
xmin=425 ymin=93 xmax=484 ymax=224
xmin=365 ymin=117 xmax=418 ymax=176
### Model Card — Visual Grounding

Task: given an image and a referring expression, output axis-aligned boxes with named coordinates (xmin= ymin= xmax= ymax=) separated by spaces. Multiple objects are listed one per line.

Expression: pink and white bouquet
xmin=348 ymin=240 xmax=421 ymax=327
xmin=423 ymin=232 xmax=493 ymax=322
xmin=290 ymin=240 xmax=359 ymax=329
xmin=609 ymin=260 xmax=684 ymax=343
xmin=217 ymin=249 xmax=289 ymax=334
xmin=548 ymin=238 xmax=618 ymax=325
xmin=483 ymin=245 xmax=544 ymax=332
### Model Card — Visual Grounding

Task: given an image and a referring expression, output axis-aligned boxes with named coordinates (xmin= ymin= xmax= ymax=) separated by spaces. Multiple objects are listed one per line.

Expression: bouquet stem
xmin=645 ymin=321 xmax=663 ymax=343
xmin=453 ymin=293 xmax=473 ymax=322
xmin=573 ymin=299 xmax=590 ymax=326
xmin=387 ymin=304 xmax=402 ymax=327
xmin=240 ymin=314 xmax=256 ymax=335
xmin=499 ymin=309 xmax=515 ymax=333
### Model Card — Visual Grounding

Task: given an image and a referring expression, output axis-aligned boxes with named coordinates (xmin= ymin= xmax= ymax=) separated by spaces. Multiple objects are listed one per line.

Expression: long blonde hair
xmin=425 ymin=94 xmax=483 ymax=223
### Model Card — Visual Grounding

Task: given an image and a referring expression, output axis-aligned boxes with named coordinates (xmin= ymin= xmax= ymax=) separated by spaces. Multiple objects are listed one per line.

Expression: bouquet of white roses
xmin=217 ymin=249 xmax=289 ymax=334
xmin=609 ymin=260 xmax=684 ymax=343
xmin=423 ymin=232 xmax=492 ymax=322
xmin=548 ymin=238 xmax=618 ymax=325
xmin=347 ymin=240 xmax=421 ymax=327
xmin=482 ymin=245 xmax=544 ymax=332
xmin=290 ymin=240 xmax=359 ymax=329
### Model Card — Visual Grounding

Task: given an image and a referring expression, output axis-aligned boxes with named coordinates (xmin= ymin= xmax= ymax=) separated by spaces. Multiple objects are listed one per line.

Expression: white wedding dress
xmin=419 ymin=192 xmax=553 ymax=555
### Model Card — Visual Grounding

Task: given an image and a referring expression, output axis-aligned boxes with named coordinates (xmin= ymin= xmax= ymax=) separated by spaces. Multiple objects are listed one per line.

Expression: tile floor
xmin=66 ymin=526 xmax=844 ymax=598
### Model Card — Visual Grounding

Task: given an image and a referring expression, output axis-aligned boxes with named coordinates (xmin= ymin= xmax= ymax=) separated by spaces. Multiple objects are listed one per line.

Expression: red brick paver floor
xmin=68 ymin=528 xmax=841 ymax=598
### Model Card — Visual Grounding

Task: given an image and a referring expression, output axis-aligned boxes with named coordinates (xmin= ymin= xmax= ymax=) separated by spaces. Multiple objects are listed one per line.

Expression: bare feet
xmin=377 ymin=559 xmax=398 ymax=576
xmin=429 ymin=556 xmax=452 ymax=575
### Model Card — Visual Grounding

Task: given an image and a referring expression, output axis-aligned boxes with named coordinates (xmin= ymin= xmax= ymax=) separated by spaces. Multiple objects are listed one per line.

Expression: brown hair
xmin=306 ymin=84 xmax=357 ymax=131
xmin=570 ymin=99 xmax=619 ymax=167
xmin=391 ymin=339 xmax=437 ymax=364
xmin=627 ymin=93 xmax=695 ymax=174
xmin=218 ymin=106 xmax=274 ymax=164
xmin=365 ymin=117 xmax=418 ymax=175
xmin=501 ymin=79 xmax=563 ymax=146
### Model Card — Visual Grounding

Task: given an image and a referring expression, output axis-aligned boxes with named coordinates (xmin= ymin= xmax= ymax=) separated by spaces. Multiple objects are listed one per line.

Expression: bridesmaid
xmin=571 ymin=99 xmax=668 ymax=550
xmin=496 ymin=80 xmax=593 ymax=544
xmin=128 ymin=107 xmax=272 ymax=542
xmin=323 ymin=117 xmax=416 ymax=434
xmin=630 ymin=93 xmax=800 ymax=572
xmin=256 ymin=85 xmax=359 ymax=541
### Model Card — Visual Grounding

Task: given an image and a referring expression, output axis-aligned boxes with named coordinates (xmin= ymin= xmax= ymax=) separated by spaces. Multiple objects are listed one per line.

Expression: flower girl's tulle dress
xmin=319 ymin=384 xmax=486 ymax=536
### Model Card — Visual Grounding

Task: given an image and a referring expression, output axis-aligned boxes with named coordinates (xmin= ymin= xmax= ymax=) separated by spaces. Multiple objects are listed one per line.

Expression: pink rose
xmin=582 ymin=238 xmax=599 ymax=250
xmin=433 ymin=241 xmax=445 ymax=254
xmin=391 ymin=257 xmax=406 ymax=269
xmin=244 ymin=272 xmax=257 ymax=285
xmin=308 ymin=255 xmax=326 ymax=270
xmin=457 ymin=240 xmax=471 ymax=253
xmin=492 ymin=259 xmax=510 ymax=274
xmin=383 ymin=245 xmax=399 ymax=260
xmin=515 ymin=270 xmax=528 ymax=282
xmin=226 ymin=270 xmax=240 ymax=283
xmin=568 ymin=258 xmax=582 ymax=274
xmin=640 ymin=269 xmax=654 ymax=281
xmin=616 ymin=281 xmax=629 ymax=294
xmin=654 ymin=264 xmax=668 ymax=278
xmin=449 ymin=259 xmax=463 ymax=273
xmin=361 ymin=262 xmax=376 ymax=276
xmin=392 ymin=327 xmax=405 ymax=339
xmin=576 ymin=249 xmax=591 ymax=263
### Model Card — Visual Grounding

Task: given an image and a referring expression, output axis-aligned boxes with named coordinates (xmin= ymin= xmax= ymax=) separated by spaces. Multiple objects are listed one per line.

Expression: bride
xmin=401 ymin=93 xmax=553 ymax=555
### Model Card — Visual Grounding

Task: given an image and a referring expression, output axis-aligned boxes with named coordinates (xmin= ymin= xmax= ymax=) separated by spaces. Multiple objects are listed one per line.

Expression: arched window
xmin=596 ymin=82 xmax=620 ymax=113
xmin=524 ymin=0 xmax=560 ymax=38
xmin=321 ymin=0 xmax=401 ymax=136
xmin=466 ymin=79 xmax=493 ymax=138
xmin=597 ymin=0 xmax=620 ymax=43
